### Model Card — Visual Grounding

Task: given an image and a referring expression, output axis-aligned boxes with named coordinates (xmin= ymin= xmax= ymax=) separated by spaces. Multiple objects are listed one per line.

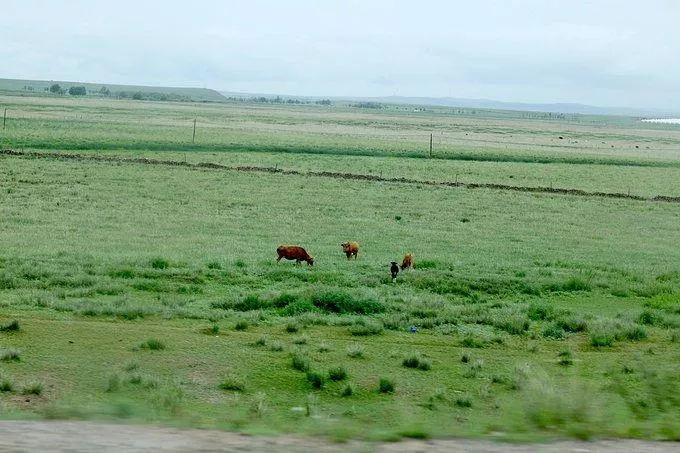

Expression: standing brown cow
xmin=341 ymin=241 xmax=360 ymax=260
xmin=401 ymin=252 xmax=413 ymax=270
xmin=276 ymin=245 xmax=314 ymax=265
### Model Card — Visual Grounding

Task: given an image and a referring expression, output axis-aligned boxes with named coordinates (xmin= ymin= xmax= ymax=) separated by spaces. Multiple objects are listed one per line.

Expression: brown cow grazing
xmin=341 ymin=241 xmax=360 ymax=260
xmin=401 ymin=252 xmax=413 ymax=270
xmin=276 ymin=245 xmax=314 ymax=265
xmin=390 ymin=261 xmax=400 ymax=281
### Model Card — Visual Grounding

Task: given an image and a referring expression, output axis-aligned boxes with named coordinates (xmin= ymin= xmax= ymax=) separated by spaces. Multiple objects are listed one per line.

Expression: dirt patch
xmin=0 ymin=421 xmax=677 ymax=453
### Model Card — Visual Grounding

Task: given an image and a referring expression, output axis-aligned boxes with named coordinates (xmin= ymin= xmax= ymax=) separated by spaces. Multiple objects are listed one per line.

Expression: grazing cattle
xmin=390 ymin=261 xmax=400 ymax=281
xmin=401 ymin=252 xmax=413 ymax=270
xmin=341 ymin=241 xmax=360 ymax=260
xmin=276 ymin=245 xmax=314 ymax=265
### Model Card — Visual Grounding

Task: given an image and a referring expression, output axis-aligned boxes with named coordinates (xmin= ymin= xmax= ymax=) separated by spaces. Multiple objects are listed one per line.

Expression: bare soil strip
xmin=0 ymin=421 xmax=677 ymax=453
xmin=3 ymin=148 xmax=679 ymax=203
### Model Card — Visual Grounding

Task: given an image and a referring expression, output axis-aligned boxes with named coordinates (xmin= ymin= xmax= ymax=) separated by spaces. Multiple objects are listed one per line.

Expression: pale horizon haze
xmin=2 ymin=0 xmax=679 ymax=110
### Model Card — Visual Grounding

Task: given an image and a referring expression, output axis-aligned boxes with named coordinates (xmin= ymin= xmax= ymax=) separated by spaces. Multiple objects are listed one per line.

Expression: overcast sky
xmin=2 ymin=1 xmax=678 ymax=109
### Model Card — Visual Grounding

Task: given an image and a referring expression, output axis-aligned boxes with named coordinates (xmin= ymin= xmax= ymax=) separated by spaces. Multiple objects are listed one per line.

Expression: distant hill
xmin=0 ymin=78 xmax=227 ymax=102
xmin=364 ymin=96 xmax=680 ymax=117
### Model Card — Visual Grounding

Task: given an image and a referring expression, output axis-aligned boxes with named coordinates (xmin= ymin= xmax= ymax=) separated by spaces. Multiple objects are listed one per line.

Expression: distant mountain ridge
xmin=373 ymin=96 xmax=680 ymax=117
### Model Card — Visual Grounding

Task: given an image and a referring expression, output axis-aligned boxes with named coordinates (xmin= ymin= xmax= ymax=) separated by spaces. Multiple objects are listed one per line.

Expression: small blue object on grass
xmin=409 ymin=325 xmax=417 ymax=333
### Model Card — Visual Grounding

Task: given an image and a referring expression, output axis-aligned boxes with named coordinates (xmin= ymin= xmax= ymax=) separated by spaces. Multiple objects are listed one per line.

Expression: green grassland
xmin=1 ymin=94 xmax=680 ymax=441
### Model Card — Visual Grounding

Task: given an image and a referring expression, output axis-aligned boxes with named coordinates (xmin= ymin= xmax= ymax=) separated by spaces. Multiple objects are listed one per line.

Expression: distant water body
xmin=641 ymin=118 xmax=680 ymax=124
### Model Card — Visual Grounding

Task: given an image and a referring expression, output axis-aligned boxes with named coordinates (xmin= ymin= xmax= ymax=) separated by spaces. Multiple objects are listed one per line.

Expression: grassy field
xmin=1 ymin=94 xmax=680 ymax=441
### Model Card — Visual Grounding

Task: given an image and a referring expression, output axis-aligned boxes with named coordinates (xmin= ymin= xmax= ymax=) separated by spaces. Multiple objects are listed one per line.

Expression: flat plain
xmin=1 ymin=93 xmax=680 ymax=442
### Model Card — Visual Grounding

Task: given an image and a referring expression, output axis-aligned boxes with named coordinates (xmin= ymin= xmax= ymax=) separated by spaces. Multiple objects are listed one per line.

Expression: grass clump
xmin=402 ymin=353 xmax=432 ymax=371
xmin=455 ymin=395 xmax=473 ymax=408
xmin=219 ymin=375 xmax=245 ymax=392
xmin=328 ymin=366 xmax=348 ymax=382
xmin=269 ymin=341 xmax=284 ymax=352
xmin=378 ymin=377 xmax=395 ymax=394
xmin=348 ymin=319 xmax=384 ymax=336
xmin=0 ymin=376 xmax=13 ymax=392
xmin=341 ymin=383 xmax=354 ymax=397
xmin=137 ymin=338 xmax=166 ymax=351
xmin=235 ymin=295 xmax=268 ymax=311
xmin=150 ymin=257 xmax=170 ymax=270
xmin=233 ymin=320 xmax=249 ymax=331
xmin=1 ymin=348 xmax=21 ymax=362
xmin=347 ymin=343 xmax=365 ymax=358
xmin=558 ymin=350 xmax=573 ymax=366
xmin=203 ymin=324 xmax=220 ymax=335
xmin=22 ymin=382 xmax=43 ymax=396
xmin=590 ymin=332 xmax=614 ymax=348
xmin=306 ymin=371 xmax=325 ymax=389
xmin=312 ymin=291 xmax=385 ymax=314
xmin=291 ymin=353 xmax=311 ymax=372
xmin=285 ymin=322 xmax=300 ymax=333
xmin=0 ymin=319 xmax=20 ymax=332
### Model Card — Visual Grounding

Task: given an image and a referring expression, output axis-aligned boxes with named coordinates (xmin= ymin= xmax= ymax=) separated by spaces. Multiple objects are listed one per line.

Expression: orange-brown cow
xmin=276 ymin=245 xmax=314 ymax=265
xmin=401 ymin=252 xmax=413 ymax=270
xmin=341 ymin=241 xmax=360 ymax=260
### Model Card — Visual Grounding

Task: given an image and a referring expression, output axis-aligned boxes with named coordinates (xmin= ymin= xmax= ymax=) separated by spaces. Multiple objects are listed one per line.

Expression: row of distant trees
xmin=226 ymin=95 xmax=332 ymax=106
xmin=48 ymin=83 xmax=95 ymax=96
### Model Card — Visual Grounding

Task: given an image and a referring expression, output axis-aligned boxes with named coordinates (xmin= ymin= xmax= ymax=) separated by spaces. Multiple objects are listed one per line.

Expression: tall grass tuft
xmin=1 ymin=348 xmax=21 ymax=362
xmin=328 ymin=366 xmax=348 ymax=381
xmin=291 ymin=353 xmax=311 ymax=372
xmin=378 ymin=377 xmax=395 ymax=394
xmin=219 ymin=375 xmax=245 ymax=392
xmin=0 ymin=319 xmax=20 ymax=332
xmin=137 ymin=338 xmax=166 ymax=351
xmin=402 ymin=353 xmax=432 ymax=371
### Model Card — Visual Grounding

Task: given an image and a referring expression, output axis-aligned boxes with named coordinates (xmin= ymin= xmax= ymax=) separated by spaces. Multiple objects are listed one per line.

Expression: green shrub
xmin=279 ymin=299 xmax=318 ymax=316
xmin=291 ymin=353 xmax=311 ymax=372
xmin=455 ymin=395 xmax=473 ymax=408
xmin=402 ymin=354 xmax=432 ymax=371
xmin=328 ymin=366 xmax=348 ymax=381
xmin=341 ymin=383 xmax=354 ymax=397
xmin=590 ymin=332 xmax=614 ymax=347
xmin=637 ymin=310 xmax=667 ymax=327
xmin=542 ymin=323 xmax=565 ymax=339
xmin=233 ymin=320 xmax=249 ymax=331
xmin=206 ymin=261 xmax=222 ymax=270
xmin=312 ymin=291 xmax=385 ymax=314
xmin=556 ymin=316 xmax=588 ymax=333
xmin=285 ymin=322 xmax=300 ymax=333
xmin=378 ymin=377 xmax=395 ymax=394
xmin=150 ymin=257 xmax=170 ymax=269
xmin=0 ymin=319 xmax=20 ymax=332
xmin=306 ymin=371 xmax=325 ymax=389
xmin=272 ymin=293 xmax=299 ymax=308
xmin=235 ymin=295 xmax=268 ymax=311
xmin=527 ymin=303 xmax=555 ymax=321
xmin=414 ymin=260 xmax=437 ymax=270
xmin=460 ymin=337 xmax=487 ymax=348
xmin=562 ymin=277 xmax=590 ymax=292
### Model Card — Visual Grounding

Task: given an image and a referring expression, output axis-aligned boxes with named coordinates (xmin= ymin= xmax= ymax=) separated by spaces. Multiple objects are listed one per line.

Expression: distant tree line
xmin=350 ymin=102 xmax=383 ymax=109
xmin=225 ymin=96 xmax=332 ymax=106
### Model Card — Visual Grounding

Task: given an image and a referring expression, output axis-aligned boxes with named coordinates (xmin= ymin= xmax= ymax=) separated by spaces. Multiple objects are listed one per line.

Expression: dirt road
xmin=0 ymin=421 xmax=677 ymax=453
